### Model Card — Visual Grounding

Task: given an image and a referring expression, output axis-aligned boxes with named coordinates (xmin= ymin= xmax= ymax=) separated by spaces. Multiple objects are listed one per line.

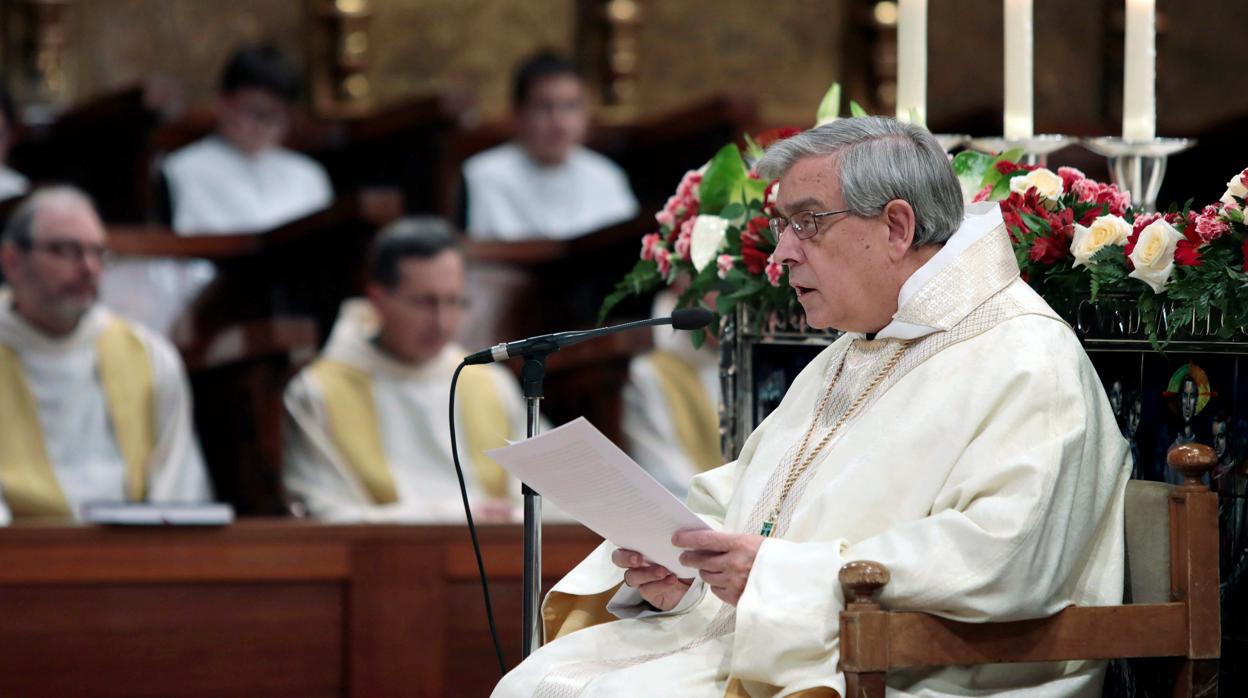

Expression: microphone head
xmin=671 ymin=306 xmax=715 ymax=331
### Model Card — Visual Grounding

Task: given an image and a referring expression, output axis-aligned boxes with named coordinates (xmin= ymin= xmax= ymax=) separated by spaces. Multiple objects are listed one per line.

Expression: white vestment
xmin=0 ymin=292 xmax=213 ymax=523
xmin=464 ymin=142 xmax=639 ymax=241
xmin=493 ymin=203 xmax=1131 ymax=698
xmin=283 ymin=300 xmax=528 ymax=522
xmin=0 ymin=165 xmax=29 ymax=202
xmin=623 ymin=293 xmax=721 ymax=499
xmin=100 ymin=135 xmax=333 ymax=335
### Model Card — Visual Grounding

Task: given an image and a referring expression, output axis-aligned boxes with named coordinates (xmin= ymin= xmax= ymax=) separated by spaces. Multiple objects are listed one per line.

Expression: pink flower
xmin=716 ymin=254 xmax=735 ymax=279
xmin=970 ymin=185 xmax=993 ymax=203
xmin=654 ymin=247 xmax=672 ymax=278
xmin=1072 ymin=178 xmax=1101 ymax=203
xmin=1226 ymin=201 xmax=1241 ymax=212
xmin=1195 ymin=204 xmax=1231 ymax=243
xmin=655 ymin=208 xmax=675 ymax=228
xmin=1098 ymin=184 xmax=1131 ymax=216
xmin=674 ymin=218 xmax=695 ymax=260
xmin=1058 ymin=166 xmax=1086 ymax=192
xmin=676 ymin=170 xmax=702 ymax=200
xmin=764 ymin=258 xmax=783 ymax=287
xmin=640 ymin=232 xmax=661 ymax=261
xmin=1132 ymin=212 xmax=1162 ymax=236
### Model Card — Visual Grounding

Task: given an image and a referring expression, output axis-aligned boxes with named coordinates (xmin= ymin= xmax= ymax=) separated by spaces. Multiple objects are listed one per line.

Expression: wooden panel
xmin=349 ymin=542 xmax=445 ymax=698
xmin=0 ymin=582 xmax=344 ymax=698
xmin=0 ymin=541 xmax=349 ymax=583
xmin=885 ymin=604 xmax=1190 ymax=668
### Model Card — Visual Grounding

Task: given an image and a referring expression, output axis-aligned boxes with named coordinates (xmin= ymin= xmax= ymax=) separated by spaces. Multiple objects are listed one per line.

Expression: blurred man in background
xmin=0 ymin=186 xmax=212 ymax=524
xmin=283 ymin=217 xmax=523 ymax=522
xmin=101 ymin=43 xmax=333 ymax=336
xmin=463 ymin=51 xmax=637 ymax=241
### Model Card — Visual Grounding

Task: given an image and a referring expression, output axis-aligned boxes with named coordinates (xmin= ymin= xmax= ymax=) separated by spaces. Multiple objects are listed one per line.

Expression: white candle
xmin=1122 ymin=0 xmax=1156 ymax=141
xmin=1003 ymin=0 xmax=1034 ymax=140
xmin=895 ymin=0 xmax=927 ymax=124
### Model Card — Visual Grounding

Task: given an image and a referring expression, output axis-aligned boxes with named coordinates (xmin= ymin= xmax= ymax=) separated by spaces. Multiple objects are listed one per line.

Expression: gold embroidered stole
xmin=309 ymin=359 xmax=513 ymax=504
xmin=308 ymin=359 xmax=397 ymax=504
xmin=649 ymin=351 xmax=722 ymax=473
xmin=0 ymin=317 xmax=156 ymax=518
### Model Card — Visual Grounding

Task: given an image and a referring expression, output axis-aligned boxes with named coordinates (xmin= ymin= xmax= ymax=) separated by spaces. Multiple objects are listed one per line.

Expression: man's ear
xmin=883 ymin=199 xmax=917 ymax=260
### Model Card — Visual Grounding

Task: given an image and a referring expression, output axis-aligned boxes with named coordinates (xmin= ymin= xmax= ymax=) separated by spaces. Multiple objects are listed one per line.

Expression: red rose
xmin=741 ymin=243 xmax=769 ymax=274
xmin=744 ymin=216 xmax=769 ymax=245
xmin=1028 ymin=235 xmax=1067 ymax=265
xmin=995 ymin=160 xmax=1025 ymax=176
xmin=1242 ymin=238 xmax=1248 ymax=272
xmin=1175 ymin=239 xmax=1203 ymax=267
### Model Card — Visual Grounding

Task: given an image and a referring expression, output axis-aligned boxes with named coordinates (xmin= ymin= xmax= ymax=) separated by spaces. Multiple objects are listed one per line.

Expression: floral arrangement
xmin=956 ymin=149 xmax=1248 ymax=347
xmin=597 ymin=133 xmax=795 ymax=345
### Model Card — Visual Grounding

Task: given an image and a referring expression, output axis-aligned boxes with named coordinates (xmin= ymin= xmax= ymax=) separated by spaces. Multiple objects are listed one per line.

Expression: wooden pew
xmin=8 ymin=84 xmax=168 ymax=222
xmin=461 ymin=216 xmax=660 ymax=444
xmin=179 ymin=316 xmax=319 ymax=515
xmin=0 ymin=521 xmax=603 ymax=698
xmin=108 ymin=188 xmax=403 ymax=344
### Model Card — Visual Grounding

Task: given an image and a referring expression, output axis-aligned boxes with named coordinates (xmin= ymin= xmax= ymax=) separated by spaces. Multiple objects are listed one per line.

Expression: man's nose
xmin=771 ymin=227 xmax=803 ymax=267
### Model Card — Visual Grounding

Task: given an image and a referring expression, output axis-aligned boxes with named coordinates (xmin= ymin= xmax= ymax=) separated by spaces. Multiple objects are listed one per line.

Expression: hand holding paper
xmin=486 ymin=417 xmax=711 ymax=577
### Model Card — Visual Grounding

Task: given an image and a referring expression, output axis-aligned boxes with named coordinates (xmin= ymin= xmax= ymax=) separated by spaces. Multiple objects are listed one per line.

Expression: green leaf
xmin=698 ymin=144 xmax=749 ymax=215
xmin=815 ymin=82 xmax=841 ymax=126
xmin=909 ymin=107 xmax=924 ymax=127
xmin=981 ymin=148 xmax=1025 ymax=189
xmin=597 ymin=259 xmax=659 ymax=323
xmin=849 ymin=100 xmax=869 ymax=118
xmin=719 ymin=202 xmax=746 ymax=222
xmin=743 ymin=132 xmax=765 ymax=163
xmin=952 ymin=151 xmax=995 ymax=200
xmin=741 ymin=175 xmax=769 ymax=206
xmin=989 ymin=170 xmax=1026 ymax=200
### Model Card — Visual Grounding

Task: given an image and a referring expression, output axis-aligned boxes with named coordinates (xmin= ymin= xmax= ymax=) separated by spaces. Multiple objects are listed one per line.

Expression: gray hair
xmin=1 ymin=185 xmax=98 ymax=249
xmin=756 ymin=117 xmax=964 ymax=247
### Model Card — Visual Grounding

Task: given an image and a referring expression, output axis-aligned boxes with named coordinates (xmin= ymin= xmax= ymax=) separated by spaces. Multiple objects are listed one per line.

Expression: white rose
xmin=689 ymin=215 xmax=730 ymax=272
xmin=1127 ymin=219 xmax=1184 ymax=293
xmin=1008 ymin=167 xmax=1064 ymax=200
xmin=1221 ymin=173 xmax=1248 ymax=206
xmin=1071 ymin=214 xmax=1131 ymax=268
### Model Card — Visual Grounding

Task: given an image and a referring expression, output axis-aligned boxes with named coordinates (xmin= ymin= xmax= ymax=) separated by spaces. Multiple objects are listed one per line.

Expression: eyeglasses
xmin=768 ymin=208 xmax=853 ymax=242
xmin=20 ymin=238 xmax=111 ymax=265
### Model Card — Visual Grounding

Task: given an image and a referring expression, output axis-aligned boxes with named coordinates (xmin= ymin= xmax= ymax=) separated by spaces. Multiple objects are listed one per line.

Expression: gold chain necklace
xmin=759 ymin=340 xmax=912 ymax=537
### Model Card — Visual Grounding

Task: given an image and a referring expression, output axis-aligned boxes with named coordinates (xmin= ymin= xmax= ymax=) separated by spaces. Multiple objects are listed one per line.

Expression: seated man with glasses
xmin=0 ymin=186 xmax=212 ymax=525
xmin=101 ymin=43 xmax=333 ymax=336
xmin=283 ymin=217 xmax=523 ymax=523
xmin=495 ymin=118 xmax=1129 ymax=698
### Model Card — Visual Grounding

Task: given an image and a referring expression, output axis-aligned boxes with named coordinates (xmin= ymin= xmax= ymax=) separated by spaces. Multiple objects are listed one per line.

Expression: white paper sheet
xmin=486 ymin=417 xmax=710 ymax=577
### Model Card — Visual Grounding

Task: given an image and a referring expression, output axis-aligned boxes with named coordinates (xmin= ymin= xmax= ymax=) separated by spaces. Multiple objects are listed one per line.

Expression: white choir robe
xmin=464 ymin=142 xmax=639 ymax=241
xmin=493 ymin=203 xmax=1131 ymax=698
xmin=0 ymin=164 xmax=29 ymax=202
xmin=0 ymin=292 xmax=213 ymax=523
xmin=282 ymin=300 xmax=529 ymax=523
xmin=100 ymin=135 xmax=333 ymax=336
xmin=623 ymin=293 xmax=721 ymax=499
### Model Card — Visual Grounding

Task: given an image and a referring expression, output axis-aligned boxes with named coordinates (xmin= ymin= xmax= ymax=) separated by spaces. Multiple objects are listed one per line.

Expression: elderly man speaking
xmin=493 ymin=118 xmax=1130 ymax=698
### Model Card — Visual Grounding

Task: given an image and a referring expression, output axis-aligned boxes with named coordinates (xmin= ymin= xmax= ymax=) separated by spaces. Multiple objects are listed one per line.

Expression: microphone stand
xmin=520 ymin=351 xmax=549 ymax=659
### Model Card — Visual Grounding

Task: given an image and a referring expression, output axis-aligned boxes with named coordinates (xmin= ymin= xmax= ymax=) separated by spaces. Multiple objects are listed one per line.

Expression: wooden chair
xmin=838 ymin=443 xmax=1220 ymax=698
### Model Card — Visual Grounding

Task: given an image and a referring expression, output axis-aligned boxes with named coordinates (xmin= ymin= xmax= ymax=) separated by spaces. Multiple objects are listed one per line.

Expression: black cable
xmin=448 ymin=360 xmax=508 ymax=675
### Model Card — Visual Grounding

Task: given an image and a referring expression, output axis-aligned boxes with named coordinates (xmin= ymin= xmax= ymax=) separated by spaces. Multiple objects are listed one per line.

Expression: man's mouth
xmin=791 ymin=283 xmax=816 ymax=299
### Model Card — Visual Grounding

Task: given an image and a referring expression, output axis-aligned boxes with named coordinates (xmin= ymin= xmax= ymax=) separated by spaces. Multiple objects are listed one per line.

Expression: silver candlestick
xmin=968 ymin=134 xmax=1078 ymax=168
xmin=1081 ymin=137 xmax=1196 ymax=213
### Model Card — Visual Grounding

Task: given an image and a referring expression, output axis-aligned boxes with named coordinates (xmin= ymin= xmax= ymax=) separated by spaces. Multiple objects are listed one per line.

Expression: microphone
xmin=464 ymin=307 xmax=714 ymax=366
